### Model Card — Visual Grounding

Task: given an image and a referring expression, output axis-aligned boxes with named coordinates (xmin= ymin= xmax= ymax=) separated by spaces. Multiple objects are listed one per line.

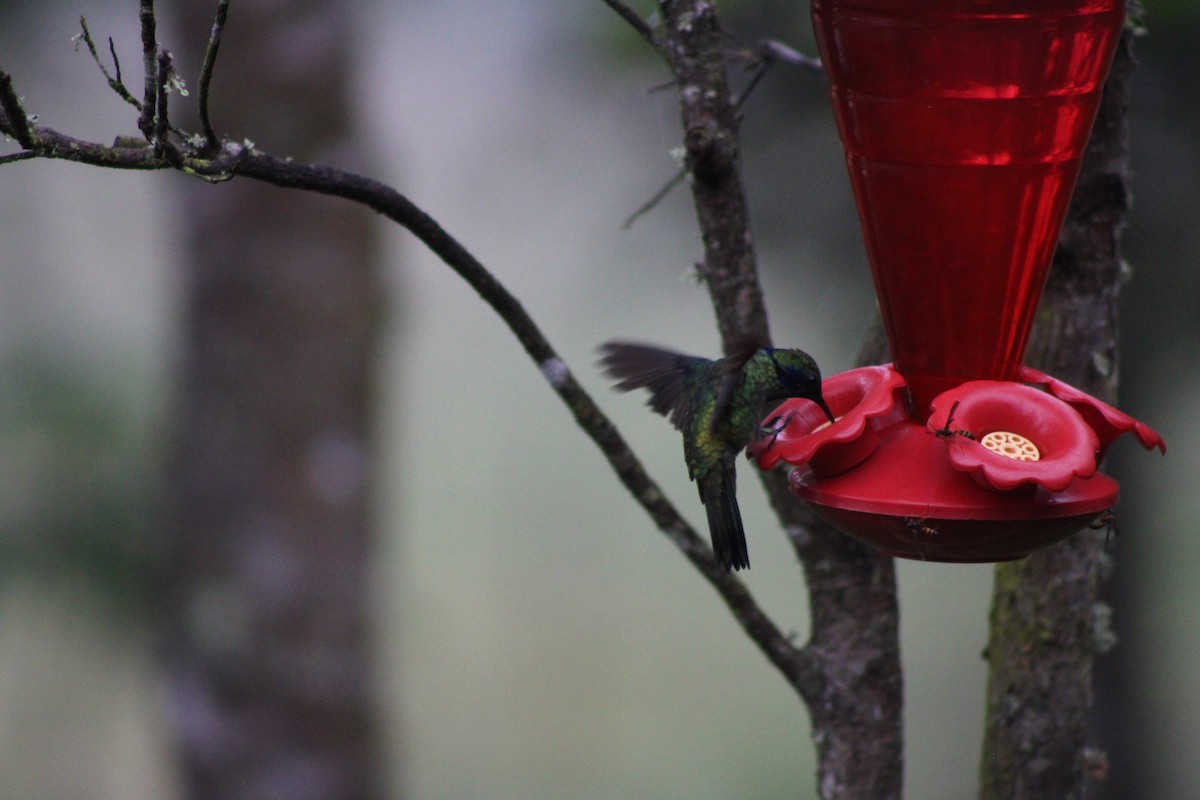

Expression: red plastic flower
xmin=1018 ymin=366 xmax=1166 ymax=458
xmin=927 ymin=381 xmax=1100 ymax=493
xmin=750 ymin=365 xmax=907 ymax=476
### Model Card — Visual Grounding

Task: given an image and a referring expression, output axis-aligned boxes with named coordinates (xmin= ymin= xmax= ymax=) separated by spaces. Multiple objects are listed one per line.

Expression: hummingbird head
xmin=765 ymin=348 xmax=835 ymax=424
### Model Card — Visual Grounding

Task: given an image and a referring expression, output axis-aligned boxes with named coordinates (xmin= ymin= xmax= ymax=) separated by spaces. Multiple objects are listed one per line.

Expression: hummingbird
xmin=599 ymin=337 xmax=834 ymax=570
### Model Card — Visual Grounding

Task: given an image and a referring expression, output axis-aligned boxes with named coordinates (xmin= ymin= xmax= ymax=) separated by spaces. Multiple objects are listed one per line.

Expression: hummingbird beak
xmin=816 ymin=395 xmax=836 ymax=425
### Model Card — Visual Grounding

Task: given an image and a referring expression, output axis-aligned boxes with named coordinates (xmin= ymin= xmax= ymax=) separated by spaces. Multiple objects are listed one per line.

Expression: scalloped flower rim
xmin=750 ymin=365 xmax=906 ymax=474
xmin=927 ymin=381 xmax=1100 ymax=493
xmin=1018 ymin=366 xmax=1166 ymax=458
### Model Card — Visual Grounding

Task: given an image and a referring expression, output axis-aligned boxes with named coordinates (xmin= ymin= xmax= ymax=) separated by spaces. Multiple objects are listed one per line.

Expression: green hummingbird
xmin=599 ymin=337 xmax=834 ymax=570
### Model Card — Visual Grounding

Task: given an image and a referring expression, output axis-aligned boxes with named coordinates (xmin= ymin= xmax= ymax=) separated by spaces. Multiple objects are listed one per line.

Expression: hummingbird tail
xmin=702 ymin=463 xmax=749 ymax=571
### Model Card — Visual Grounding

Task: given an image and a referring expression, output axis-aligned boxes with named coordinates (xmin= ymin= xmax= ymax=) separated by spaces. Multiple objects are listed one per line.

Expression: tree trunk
xmin=162 ymin=3 xmax=387 ymax=798
xmin=979 ymin=22 xmax=1136 ymax=800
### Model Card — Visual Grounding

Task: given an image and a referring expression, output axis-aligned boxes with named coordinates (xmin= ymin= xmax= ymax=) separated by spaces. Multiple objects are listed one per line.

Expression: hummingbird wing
xmin=710 ymin=334 xmax=767 ymax=431
xmin=597 ymin=341 xmax=709 ymax=431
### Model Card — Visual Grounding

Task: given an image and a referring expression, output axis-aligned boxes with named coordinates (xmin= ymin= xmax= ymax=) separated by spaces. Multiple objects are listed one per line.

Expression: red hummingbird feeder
xmin=750 ymin=0 xmax=1165 ymax=561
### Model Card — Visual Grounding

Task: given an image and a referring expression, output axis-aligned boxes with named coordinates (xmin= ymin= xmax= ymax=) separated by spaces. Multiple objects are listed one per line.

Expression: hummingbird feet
xmin=756 ymin=412 xmax=794 ymax=449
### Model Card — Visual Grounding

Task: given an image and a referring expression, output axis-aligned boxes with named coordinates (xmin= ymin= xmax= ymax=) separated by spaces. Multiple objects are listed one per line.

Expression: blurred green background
xmin=1 ymin=1 xmax=1196 ymax=798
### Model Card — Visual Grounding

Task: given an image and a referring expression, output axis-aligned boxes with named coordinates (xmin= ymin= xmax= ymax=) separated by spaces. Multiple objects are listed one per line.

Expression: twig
xmin=729 ymin=38 xmax=823 ymax=111
xmin=732 ymin=61 xmax=769 ymax=112
xmin=0 ymin=111 xmax=239 ymax=178
xmin=599 ymin=0 xmax=660 ymax=53
xmin=0 ymin=70 xmax=36 ymax=148
xmin=0 ymin=150 xmax=37 ymax=165
xmin=77 ymin=18 xmax=142 ymax=111
xmin=138 ymin=0 xmax=159 ymax=140
xmin=77 ymin=17 xmax=191 ymax=143
xmin=108 ymin=37 xmax=123 ymax=85
xmin=622 ymin=164 xmax=685 ymax=229
xmin=754 ymin=38 xmax=823 ymax=74
xmin=154 ymin=49 xmax=171 ymax=157
xmin=197 ymin=0 xmax=230 ymax=151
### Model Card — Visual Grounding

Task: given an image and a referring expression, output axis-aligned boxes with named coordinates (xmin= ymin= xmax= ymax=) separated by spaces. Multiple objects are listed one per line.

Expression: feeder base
xmin=790 ymin=422 xmax=1116 ymax=562
xmin=804 ymin=504 xmax=1110 ymax=562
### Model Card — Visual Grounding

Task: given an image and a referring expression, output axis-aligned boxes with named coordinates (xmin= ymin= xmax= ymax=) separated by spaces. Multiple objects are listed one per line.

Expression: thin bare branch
xmin=0 ymin=150 xmax=36 ymax=165
xmin=599 ymin=0 xmax=660 ymax=52
xmin=732 ymin=61 xmax=769 ymax=112
xmin=622 ymin=164 xmax=685 ymax=229
xmin=197 ymin=0 xmax=230 ymax=151
xmin=137 ymin=0 xmax=158 ymax=140
xmin=0 ymin=112 xmax=222 ymax=173
xmin=154 ymin=49 xmax=171 ymax=157
xmin=755 ymin=38 xmax=822 ymax=74
xmin=0 ymin=71 xmax=36 ymax=148
xmin=77 ymin=18 xmax=142 ymax=111
xmin=108 ymin=37 xmax=124 ymax=85
xmin=726 ymin=37 xmax=823 ymax=111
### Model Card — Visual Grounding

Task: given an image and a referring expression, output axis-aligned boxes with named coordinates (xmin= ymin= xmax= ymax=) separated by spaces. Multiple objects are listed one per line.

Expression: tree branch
xmin=727 ymin=36 xmax=824 ymax=111
xmin=231 ymin=151 xmax=808 ymax=684
xmin=153 ymin=49 xmax=172 ymax=159
xmin=622 ymin=164 xmax=685 ymax=230
xmin=753 ymin=38 xmax=823 ymax=74
xmin=0 ymin=149 xmax=37 ymax=166
xmin=197 ymin=0 xmax=230 ymax=151
xmin=599 ymin=0 xmax=661 ymax=53
xmin=0 ymin=22 xmax=805 ymax=697
xmin=76 ymin=18 xmax=143 ymax=113
xmin=137 ymin=0 xmax=159 ymax=140
xmin=644 ymin=3 xmax=904 ymax=797
xmin=0 ymin=70 xmax=35 ymax=148
xmin=655 ymin=0 xmax=768 ymax=344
